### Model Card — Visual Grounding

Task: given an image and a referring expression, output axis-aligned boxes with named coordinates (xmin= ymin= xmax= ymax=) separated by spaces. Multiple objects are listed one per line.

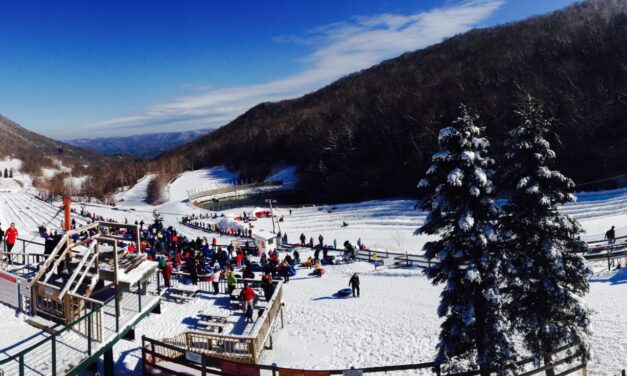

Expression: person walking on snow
xmin=300 ymin=233 xmax=306 ymax=246
xmin=372 ymin=251 xmax=378 ymax=271
xmin=605 ymin=226 xmax=616 ymax=245
xmin=349 ymin=273 xmax=360 ymax=297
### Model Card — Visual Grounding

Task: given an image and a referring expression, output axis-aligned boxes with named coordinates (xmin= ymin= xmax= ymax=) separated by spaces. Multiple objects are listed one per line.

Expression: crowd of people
xmin=181 ymin=216 xmax=253 ymax=238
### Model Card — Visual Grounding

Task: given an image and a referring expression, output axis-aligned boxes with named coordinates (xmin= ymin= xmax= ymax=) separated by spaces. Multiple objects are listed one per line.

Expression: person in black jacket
xmin=349 ymin=273 xmax=360 ymax=298
xmin=188 ymin=256 xmax=199 ymax=285
xmin=605 ymin=225 xmax=616 ymax=245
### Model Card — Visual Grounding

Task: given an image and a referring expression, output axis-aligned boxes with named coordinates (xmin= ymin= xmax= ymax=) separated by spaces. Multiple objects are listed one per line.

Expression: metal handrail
xmin=0 ymin=286 xmax=127 ymax=367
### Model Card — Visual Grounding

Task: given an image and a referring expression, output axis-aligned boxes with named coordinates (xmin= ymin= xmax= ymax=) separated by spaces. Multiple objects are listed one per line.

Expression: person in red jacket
xmin=4 ymin=223 xmax=18 ymax=261
xmin=162 ymin=263 xmax=173 ymax=288
xmin=239 ymin=281 xmax=256 ymax=316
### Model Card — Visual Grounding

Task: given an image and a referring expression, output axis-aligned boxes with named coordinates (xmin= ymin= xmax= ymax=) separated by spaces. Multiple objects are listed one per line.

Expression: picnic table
xmin=196 ymin=313 xmax=230 ymax=333
xmin=169 ymin=288 xmax=198 ymax=303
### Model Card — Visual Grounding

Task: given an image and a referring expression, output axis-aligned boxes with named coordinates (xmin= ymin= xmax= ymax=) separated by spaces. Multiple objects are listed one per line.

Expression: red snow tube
xmin=313 ymin=268 xmax=325 ymax=277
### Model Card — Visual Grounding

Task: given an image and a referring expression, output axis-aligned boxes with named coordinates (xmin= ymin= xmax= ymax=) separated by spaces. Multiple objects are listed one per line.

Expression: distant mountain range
xmin=0 ymin=115 xmax=105 ymax=175
xmin=0 ymin=115 xmax=146 ymax=198
xmin=158 ymin=0 xmax=627 ymax=202
xmin=67 ymin=128 xmax=213 ymax=158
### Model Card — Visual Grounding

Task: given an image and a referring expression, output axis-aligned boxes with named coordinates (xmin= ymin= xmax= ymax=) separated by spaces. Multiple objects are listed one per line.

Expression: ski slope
xmin=0 ymin=168 xmax=625 ymax=374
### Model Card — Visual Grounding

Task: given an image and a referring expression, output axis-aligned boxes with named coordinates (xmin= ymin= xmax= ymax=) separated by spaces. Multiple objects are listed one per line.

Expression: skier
xmin=349 ymin=273 xmax=360 ymax=297
xmin=0 ymin=223 xmax=4 ymax=250
xmin=318 ymin=234 xmax=324 ymax=247
xmin=605 ymin=226 xmax=616 ymax=245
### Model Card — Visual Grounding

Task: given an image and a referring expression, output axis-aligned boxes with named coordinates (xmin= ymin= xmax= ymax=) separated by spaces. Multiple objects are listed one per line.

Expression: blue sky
xmin=0 ymin=0 xmax=577 ymax=139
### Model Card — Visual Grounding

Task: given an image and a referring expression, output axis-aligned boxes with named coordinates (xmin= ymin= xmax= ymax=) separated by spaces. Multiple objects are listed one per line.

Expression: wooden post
xmin=113 ymin=241 xmax=119 ymax=287
xmin=280 ymin=305 xmax=284 ymax=329
xmin=136 ymin=224 xmax=141 ymax=255
xmin=63 ymin=197 xmax=71 ymax=233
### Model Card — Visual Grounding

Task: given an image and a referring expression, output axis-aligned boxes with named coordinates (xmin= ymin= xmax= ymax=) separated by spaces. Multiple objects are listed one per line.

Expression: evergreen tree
xmin=501 ymin=96 xmax=591 ymax=371
xmin=417 ymin=106 xmax=514 ymax=375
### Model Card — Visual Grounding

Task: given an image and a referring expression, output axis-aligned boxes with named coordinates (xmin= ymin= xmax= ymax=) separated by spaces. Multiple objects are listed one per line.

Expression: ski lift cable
xmin=24 ymin=205 xmax=65 ymax=245
xmin=574 ymin=173 xmax=627 ymax=188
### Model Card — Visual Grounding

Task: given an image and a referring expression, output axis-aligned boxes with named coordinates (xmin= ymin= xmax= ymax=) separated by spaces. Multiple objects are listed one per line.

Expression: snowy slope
xmin=0 ymin=169 xmax=626 ymax=374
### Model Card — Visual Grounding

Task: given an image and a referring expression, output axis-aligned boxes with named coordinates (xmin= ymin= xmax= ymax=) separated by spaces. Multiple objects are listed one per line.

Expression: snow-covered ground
xmin=0 ymin=167 xmax=625 ymax=374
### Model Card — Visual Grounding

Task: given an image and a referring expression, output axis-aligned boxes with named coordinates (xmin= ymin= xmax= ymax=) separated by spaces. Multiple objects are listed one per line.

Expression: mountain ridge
xmin=66 ymin=128 xmax=213 ymax=158
xmin=157 ymin=0 xmax=627 ymax=202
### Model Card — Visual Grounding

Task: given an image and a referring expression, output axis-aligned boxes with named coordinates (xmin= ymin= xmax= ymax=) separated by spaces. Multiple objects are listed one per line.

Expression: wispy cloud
xmin=86 ymin=0 xmax=503 ymax=135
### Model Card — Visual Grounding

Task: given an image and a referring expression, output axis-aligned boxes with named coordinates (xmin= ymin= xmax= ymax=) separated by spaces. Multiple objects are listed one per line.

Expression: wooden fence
xmin=141 ymin=338 xmax=589 ymax=375
xmin=188 ymin=180 xmax=283 ymax=202
xmin=148 ymin=278 xmax=284 ymax=365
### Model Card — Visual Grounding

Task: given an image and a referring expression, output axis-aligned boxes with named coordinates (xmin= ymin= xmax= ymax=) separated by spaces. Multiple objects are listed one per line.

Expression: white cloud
xmin=85 ymin=0 xmax=503 ymax=135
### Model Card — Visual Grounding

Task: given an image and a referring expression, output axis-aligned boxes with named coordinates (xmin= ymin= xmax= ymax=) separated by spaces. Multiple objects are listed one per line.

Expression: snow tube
xmin=288 ymin=266 xmax=296 ymax=276
xmin=251 ymin=263 xmax=263 ymax=272
xmin=336 ymin=288 xmax=352 ymax=297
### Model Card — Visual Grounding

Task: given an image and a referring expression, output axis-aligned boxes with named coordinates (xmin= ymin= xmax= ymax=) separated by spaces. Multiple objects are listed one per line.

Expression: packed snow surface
xmin=0 ymin=167 xmax=625 ymax=374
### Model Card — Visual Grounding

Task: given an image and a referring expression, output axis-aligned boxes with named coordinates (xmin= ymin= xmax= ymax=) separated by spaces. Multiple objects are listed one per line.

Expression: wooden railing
xmin=157 ymin=280 xmax=284 ymax=364
xmin=142 ymin=337 xmax=589 ymax=376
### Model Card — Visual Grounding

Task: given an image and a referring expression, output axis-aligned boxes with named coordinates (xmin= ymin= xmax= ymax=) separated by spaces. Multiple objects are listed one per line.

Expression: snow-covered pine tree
xmin=417 ymin=105 xmax=514 ymax=375
xmin=501 ymin=96 xmax=591 ymax=372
